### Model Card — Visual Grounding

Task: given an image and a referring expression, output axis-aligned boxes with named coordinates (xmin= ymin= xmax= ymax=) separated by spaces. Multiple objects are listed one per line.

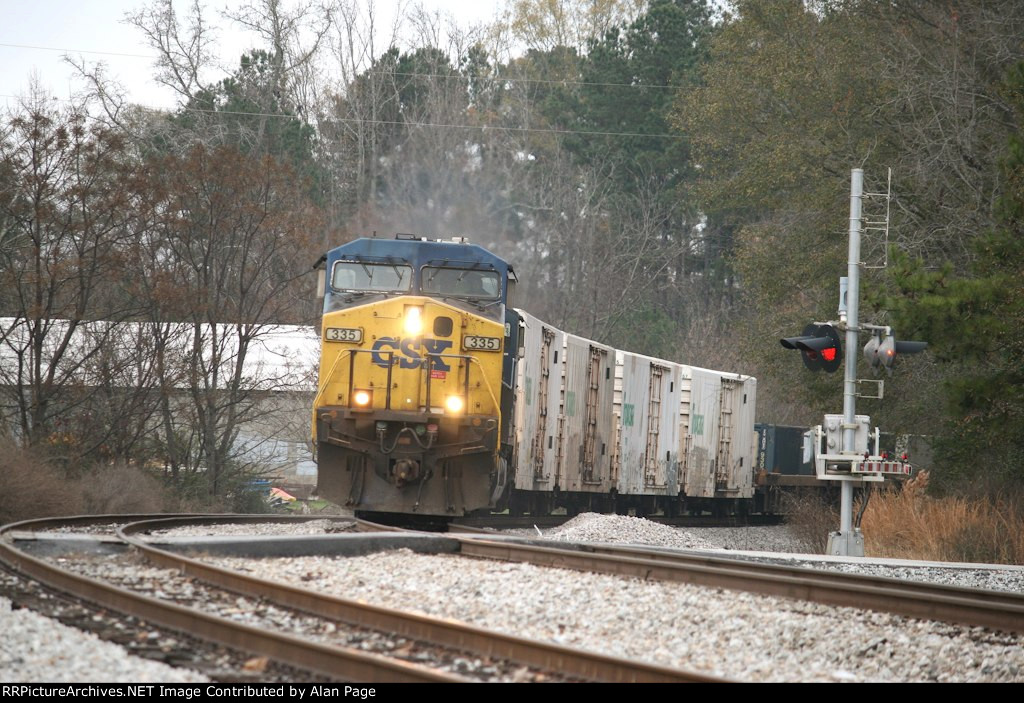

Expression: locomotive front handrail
xmin=312 ymin=348 xmax=355 ymax=442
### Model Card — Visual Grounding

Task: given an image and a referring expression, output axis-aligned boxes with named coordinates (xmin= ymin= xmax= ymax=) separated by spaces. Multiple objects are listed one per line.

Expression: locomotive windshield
xmin=421 ymin=267 xmax=501 ymax=299
xmin=332 ymin=261 xmax=412 ymax=293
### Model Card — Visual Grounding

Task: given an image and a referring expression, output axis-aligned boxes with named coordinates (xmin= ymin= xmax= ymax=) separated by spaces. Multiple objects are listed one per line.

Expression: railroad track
xmin=5 ymin=513 xmax=1022 ymax=683
xmin=0 ymin=514 xmax=720 ymax=683
xmin=449 ymin=535 xmax=1024 ymax=635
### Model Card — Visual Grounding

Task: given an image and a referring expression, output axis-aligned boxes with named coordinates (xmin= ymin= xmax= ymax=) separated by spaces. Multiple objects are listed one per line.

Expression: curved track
xmin=0 ymin=515 xmax=462 ymax=682
xmin=0 ymin=514 xmax=721 ymax=683
xmin=6 ymin=512 xmax=1020 ymax=684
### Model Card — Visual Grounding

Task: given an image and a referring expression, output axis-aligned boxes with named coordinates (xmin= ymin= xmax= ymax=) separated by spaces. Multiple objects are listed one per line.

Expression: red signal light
xmin=780 ymin=323 xmax=843 ymax=373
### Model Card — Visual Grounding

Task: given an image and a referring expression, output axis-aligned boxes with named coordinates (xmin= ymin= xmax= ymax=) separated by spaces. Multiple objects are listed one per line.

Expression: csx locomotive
xmin=313 ymin=234 xmax=758 ymax=518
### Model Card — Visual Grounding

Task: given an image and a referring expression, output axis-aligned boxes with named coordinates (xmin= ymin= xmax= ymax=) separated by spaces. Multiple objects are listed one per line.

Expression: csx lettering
xmin=371 ymin=337 xmax=452 ymax=370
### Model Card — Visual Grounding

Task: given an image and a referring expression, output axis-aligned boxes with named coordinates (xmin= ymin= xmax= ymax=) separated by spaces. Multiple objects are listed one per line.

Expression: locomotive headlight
xmin=445 ymin=395 xmax=464 ymax=413
xmin=403 ymin=306 xmax=424 ymax=335
xmin=352 ymin=389 xmax=372 ymax=407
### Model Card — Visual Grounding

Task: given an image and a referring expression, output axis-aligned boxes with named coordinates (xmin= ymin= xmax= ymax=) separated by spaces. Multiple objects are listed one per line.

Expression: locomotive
xmin=313 ymin=235 xmax=757 ymax=519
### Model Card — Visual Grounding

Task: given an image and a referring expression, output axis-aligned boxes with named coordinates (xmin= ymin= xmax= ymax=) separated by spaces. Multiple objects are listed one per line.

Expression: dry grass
xmin=0 ymin=445 xmax=84 ymax=524
xmin=782 ymin=488 xmax=839 ymax=554
xmin=0 ymin=444 xmax=178 ymax=525
xmin=77 ymin=462 xmax=176 ymax=515
xmin=861 ymin=471 xmax=1024 ymax=565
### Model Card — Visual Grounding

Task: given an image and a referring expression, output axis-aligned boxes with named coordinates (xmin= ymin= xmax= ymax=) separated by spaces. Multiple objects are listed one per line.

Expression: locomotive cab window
xmin=332 ymin=261 xmax=413 ymax=293
xmin=422 ymin=267 xmax=501 ymax=299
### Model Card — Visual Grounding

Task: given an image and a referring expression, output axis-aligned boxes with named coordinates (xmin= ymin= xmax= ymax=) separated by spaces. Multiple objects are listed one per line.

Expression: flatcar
xmin=312 ymin=235 xmax=757 ymax=518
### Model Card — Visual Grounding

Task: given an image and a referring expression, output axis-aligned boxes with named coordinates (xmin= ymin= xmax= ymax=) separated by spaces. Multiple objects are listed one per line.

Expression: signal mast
xmin=780 ymin=169 xmax=926 ymax=556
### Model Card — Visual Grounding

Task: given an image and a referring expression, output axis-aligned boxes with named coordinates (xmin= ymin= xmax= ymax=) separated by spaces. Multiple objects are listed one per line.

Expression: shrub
xmin=0 ymin=445 xmax=83 ymax=524
xmin=77 ymin=462 xmax=175 ymax=515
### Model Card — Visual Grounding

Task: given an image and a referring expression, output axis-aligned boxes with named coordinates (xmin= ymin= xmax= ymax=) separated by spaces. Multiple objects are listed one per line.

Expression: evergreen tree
xmin=879 ymin=62 xmax=1024 ymax=487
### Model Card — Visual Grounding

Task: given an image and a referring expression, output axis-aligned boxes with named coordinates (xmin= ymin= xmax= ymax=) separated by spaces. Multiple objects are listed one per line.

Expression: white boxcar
xmin=679 ymin=366 xmax=720 ymax=499
xmin=559 ymin=333 xmax=616 ymax=493
xmin=716 ymin=372 xmax=756 ymax=500
xmin=614 ymin=350 xmax=682 ymax=498
xmin=680 ymin=366 xmax=756 ymax=501
xmin=512 ymin=310 xmax=565 ymax=491
xmin=508 ymin=310 xmax=757 ymax=513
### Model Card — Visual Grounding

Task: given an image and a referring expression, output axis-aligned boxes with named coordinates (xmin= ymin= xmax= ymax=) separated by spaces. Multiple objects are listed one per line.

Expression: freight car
xmin=312 ymin=235 xmax=757 ymax=519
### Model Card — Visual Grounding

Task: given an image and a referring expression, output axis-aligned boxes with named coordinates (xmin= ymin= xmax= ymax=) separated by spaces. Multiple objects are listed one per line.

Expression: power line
xmin=0 ymin=93 xmax=684 ymax=140
xmin=365 ymin=69 xmax=675 ymax=91
xmin=0 ymin=41 xmax=678 ymax=90
xmin=0 ymin=41 xmax=153 ymax=60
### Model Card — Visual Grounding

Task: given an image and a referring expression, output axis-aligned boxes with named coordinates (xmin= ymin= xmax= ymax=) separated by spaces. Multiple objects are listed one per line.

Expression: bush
xmin=0 ymin=446 xmax=84 ymax=524
xmin=77 ymin=462 xmax=176 ymax=515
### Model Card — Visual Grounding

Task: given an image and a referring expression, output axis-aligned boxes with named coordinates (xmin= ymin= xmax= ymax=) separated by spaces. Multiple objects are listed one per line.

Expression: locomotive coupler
xmin=392 ymin=458 xmax=421 ymax=487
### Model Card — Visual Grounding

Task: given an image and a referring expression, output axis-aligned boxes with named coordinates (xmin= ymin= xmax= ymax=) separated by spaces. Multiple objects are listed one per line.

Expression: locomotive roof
xmin=327 ymin=236 xmax=512 ymax=273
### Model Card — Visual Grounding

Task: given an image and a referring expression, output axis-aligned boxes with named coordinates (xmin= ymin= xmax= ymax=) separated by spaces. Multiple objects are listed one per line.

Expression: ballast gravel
xmin=508 ymin=514 xmax=808 ymax=552
xmin=206 ymin=548 xmax=1023 ymax=683
xmin=0 ymin=596 xmax=208 ymax=683
xmin=145 ymin=519 xmax=357 ymax=538
xmin=8 ymin=512 xmax=1023 ymax=682
xmin=541 ymin=513 xmax=718 ymax=549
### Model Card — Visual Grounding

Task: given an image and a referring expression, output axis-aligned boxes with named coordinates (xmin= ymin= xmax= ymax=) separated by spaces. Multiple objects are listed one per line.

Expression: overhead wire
xmin=0 ymin=40 xmax=689 ymax=140
xmin=0 ymin=41 xmax=678 ymax=90
xmin=0 ymin=94 xmax=685 ymax=139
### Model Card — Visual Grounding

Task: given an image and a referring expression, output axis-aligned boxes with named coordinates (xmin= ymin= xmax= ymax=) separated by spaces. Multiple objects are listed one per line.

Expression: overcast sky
xmin=0 ymin=0 xmax=504 ymax=111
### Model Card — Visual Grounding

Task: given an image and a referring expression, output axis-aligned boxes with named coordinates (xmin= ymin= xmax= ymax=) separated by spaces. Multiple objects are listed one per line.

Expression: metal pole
xmin=838 ymin=168 xmax=863 ymax=554
xmin=845 ymin=169 xmax=862 ymax=449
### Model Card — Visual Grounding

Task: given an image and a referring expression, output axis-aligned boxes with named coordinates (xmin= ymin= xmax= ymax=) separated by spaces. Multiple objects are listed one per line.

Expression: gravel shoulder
xmin=0 ymin=595 xmax=208 ymax=683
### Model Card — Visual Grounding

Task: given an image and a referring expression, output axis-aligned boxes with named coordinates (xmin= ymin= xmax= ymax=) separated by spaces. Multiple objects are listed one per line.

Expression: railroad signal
xmin=863 ymin=332 xmax=928 ymax=375
xmin=781 ymin=323 xmax=843 ymax=373
xmin=862 ymin=334 xmax=886 ymax=372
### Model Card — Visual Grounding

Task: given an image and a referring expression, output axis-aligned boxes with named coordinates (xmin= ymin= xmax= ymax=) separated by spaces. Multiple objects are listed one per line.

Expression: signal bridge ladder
xmin=860 ymin=167 xmax=892 ymax=270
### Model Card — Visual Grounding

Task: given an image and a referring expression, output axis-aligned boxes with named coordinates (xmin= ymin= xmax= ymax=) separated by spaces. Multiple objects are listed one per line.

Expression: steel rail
xmin=118 ymin=515 xmax=721 ymax=683
xmin=568 ymin=541 xmax=1024 ymax=609
xmin=0 ymin=515 xmax=465 ymax=683
xmin=454 ymin=537 xmax=1024 ymax=634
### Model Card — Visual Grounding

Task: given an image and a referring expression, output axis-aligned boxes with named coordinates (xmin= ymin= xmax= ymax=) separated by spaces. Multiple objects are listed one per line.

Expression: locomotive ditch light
xmin=403 ymin=305 xmax=424 ymax=336
xmin=444 ymin=395 xmax=464 ymax=413
xmin=352 ymin=389 xmax=373 ymax=407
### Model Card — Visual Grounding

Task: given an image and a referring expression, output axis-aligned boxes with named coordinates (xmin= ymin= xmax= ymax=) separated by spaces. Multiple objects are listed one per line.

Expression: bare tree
xmin=0 ymin=88 xmax=142 ymax=454
xmin=222 ymin=0 xmax=333 ymax=128
xmin=130 ymin=144 xmax=322 ymax=499
xmin=126 ymin=0 xmax=217 ymax=103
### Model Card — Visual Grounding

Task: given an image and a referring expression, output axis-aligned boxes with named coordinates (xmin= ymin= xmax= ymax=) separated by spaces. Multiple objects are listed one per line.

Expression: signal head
xmin=781 ymin=323 xmax=842 ymax=373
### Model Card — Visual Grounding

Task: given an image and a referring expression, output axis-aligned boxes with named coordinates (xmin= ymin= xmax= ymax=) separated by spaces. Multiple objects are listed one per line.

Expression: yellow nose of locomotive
xmin=314 ymin=296 xmax=503 ymax=426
